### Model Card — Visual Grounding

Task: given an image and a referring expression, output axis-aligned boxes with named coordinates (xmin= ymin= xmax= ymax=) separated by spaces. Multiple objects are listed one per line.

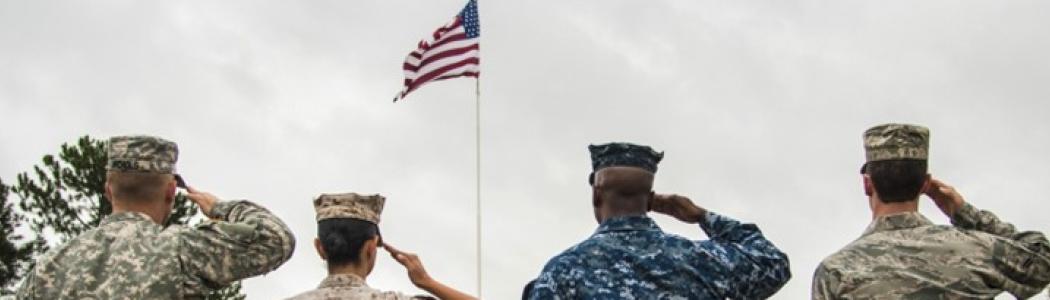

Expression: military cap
xmin=106 ymin=135 xmax=179 ymax=174
xmin=588 ymin=142 xmax=664 ymax=184
xmin=314 ymin=193 xmax=386 ymax=224
xmin=863 ymin=123 xmax=930 ymax=162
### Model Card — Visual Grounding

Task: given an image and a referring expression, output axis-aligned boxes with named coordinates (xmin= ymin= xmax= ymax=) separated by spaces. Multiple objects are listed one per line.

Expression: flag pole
xmin=474 ymin=76 xmax=482 ymax=298
xmin=474 ymin=1 xmax=482 ymax=296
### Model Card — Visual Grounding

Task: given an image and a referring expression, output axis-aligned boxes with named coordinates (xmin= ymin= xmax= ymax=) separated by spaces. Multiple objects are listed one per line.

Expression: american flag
xmin=394 ymin=0 xmax=480 ymax=102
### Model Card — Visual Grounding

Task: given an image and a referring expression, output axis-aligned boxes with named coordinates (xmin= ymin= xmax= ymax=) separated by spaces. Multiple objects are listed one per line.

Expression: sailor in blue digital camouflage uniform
xmin=523 ymin=142 xmax=792 ymax=299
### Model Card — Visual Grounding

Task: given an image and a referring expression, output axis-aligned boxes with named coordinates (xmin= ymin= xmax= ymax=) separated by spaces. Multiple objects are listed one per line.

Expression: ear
xmin=314 ymin=238 xmax=327 ymax=260
xmin=361 ymin=236 xmax=379 ymax=263
xmin=104 ymin=182 xmax=115 ymax=204
xmin=591 ymin=187 xmax=602 ymax=208
xmin=165 ymin=179 xmax=177 ymax=205
xmin=646 ymin=191 xmax=655 ymax=211
xmin=862 ymin=174 xmax=874 ymax=197
xmin=920 ymin=173 xmax=932 ymax=195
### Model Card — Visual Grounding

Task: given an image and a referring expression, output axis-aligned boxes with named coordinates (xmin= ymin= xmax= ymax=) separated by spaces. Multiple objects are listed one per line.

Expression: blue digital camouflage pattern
xmin=526 ymin=212 xmax=791 ymax=299
xmin=588 ymin=142 xmax=664 ymax=184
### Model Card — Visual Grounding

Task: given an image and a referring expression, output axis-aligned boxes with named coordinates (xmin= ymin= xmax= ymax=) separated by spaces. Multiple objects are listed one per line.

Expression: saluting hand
xmin=384 ymin=243 xmax=434 ymax=288
xmin=650 ymin=193 xmax=706 ymax=224
xmin=923 ymin=177 xmax=965 ymax=217
xmin=183 ymin=186 xmax=219 ymax=219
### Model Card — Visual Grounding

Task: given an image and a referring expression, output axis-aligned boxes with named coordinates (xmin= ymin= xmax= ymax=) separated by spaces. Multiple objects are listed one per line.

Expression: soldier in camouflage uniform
xmin=812 ymin=123 xmax=1050 ymax=299
xmin=523 ymin=142 xmax=792 ymax=299
xmin=286 ymin=192 xmax=475 ymax=300
xmin=16 ymin=135 xmax=296 ymax=299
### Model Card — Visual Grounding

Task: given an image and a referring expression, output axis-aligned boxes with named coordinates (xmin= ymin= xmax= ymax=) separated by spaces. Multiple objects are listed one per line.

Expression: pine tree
xmin=12 ymin=135 xmax=245 ymax=298
xmin=0 ymin=178 xmax=43 ymax=294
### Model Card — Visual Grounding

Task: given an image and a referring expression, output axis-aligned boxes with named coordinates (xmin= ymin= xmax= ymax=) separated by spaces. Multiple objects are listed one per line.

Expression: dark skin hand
xmin=649 ymin=193 xmax=707 ymax=224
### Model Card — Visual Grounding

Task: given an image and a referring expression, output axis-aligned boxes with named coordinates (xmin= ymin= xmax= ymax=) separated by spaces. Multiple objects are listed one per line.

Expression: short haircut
xmin=106 ymin=171 xmax=173 ymax=202
xmin=865 ymin=160 xmax=928 ymax=203
xmin=317 ymin=218 xmax=380 ymax=266
xmin=594 ymin=168 xmax=654 ymax=211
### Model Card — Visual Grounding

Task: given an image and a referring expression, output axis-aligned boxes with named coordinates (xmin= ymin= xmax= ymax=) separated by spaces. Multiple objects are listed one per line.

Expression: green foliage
xmin=0 ymin=178 xmax=44 ymax=294
xmin=10 ymin=135 xmax=245 ymax=299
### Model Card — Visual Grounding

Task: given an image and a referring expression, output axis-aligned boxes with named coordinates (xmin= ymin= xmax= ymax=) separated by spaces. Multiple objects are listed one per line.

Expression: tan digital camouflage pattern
xmin=812 ymin=203 xmax=1050 ymax=299
xmin=863 ymin=123 xmax=929 ymax=162
xmin=16 ymin=200 xmax=296 ymax=299
xmin=106 ymin=135 xmax=179 ymax=174
xmin=314 ymin=192 xmax=385 ymax=224
xmin=285 ymin=273 xmax=434 ymax=300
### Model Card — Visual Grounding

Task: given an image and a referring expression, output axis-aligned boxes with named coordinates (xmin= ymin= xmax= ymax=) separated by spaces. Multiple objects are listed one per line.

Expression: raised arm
xmin=384 ymin=243 xmax=477 ymax=300
xmin=925 ymin=178 xmax=1050 ymax=298
xmin=178 ymin=187 xmax=296 ymax=288
xmin=651 ymin=193 xmax=791 ymax=299
xmin=700 ymin=211 xmax=792 ymax=299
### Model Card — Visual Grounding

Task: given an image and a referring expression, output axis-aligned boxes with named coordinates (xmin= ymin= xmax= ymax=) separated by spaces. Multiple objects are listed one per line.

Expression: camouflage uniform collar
xmin=318 ymin=273 xmax=368 ymax=289
xmin=596 ymin=215 xmax=661 ymax=234
xmin=100 ymin=211 xmax=156 ymax=226
xmin=862 ymin=212 xmax=933 ymax=237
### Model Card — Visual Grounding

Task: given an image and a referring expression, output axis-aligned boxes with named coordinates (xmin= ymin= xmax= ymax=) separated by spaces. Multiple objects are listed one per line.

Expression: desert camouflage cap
xmin=588 ymin=142 xmax=664 ymax=184
xmin=314 ymin=193 xmax=385 ymax=224
xmin=106 ymin=135 xmax=179 ymax=174
xmin=863 ymin=123 xmax=929 ymax=162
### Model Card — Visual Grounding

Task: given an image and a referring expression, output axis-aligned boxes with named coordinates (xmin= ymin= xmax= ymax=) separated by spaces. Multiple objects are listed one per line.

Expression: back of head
xmin=105 ymin=135 xmax=179 ymax=203
xmin=313 ymin=192 xmax=386 ymax=268
xmin=862 ymin=123 xmax=930 ymax=203
xmin=589 ymin=142 xmax=663 ymax=214
xmin=107 ymin=171 xmax=174 ymax=203
xmin=594 ymin=167 xmax=655 ymax=210
xmin=317 ymin=218 xmax=380 ymax=266
xmin=864 ymin=160 xmax=928 ymax=203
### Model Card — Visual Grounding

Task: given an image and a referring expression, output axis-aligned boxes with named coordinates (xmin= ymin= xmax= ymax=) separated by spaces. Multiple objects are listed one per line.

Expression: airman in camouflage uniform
xmin=524 ymin=142 xmax=792 ymax=299
xmin=286 ymin=193 xmax=474 ymax=300
xmin=812 ymin=124 xmax=1050 ymax=299
xmin=16 ymin=135 xmax=296 ymax=299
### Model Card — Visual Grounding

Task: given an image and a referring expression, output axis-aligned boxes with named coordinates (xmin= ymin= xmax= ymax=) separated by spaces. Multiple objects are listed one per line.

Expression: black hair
xmin=317 ymin=218 xmax=381 ymax=266
xmin=864 ymin=160 xmax=928 ymax=203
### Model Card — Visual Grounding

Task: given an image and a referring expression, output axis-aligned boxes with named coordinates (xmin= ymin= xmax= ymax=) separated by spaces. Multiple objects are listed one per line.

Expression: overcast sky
xmin=2 ymin=1 xmax=1049 ymax=299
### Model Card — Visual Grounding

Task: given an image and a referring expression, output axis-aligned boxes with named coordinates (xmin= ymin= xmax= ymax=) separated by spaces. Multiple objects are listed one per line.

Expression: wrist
xmin=206 ymin=200 xmax=233 ymax=220
xmin=688 ymin=208 xmax=706 ymax=224
xmin=695 ymin=208 xmax=708 ymax=223
xmin=414 ymin=276 xmax=438 ymax=290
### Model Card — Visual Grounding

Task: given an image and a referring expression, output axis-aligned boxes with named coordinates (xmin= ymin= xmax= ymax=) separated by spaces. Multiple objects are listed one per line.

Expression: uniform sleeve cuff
xmin=698 ymin=211 xmax=720 ymax=232
xmin=950 ymin=202 xmax=979 ymax=229
xmin=208 ymin=200 xmax=239 ymax=220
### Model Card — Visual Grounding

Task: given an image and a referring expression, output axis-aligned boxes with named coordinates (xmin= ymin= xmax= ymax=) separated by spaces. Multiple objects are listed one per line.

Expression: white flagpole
xmin=474 ymin=76 xmax=482 ymax=298
xmin=473 ymin=1 xmax=482 ymax=297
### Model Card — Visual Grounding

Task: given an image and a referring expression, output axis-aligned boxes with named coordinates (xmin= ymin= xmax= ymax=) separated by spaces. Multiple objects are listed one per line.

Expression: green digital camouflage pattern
xmin=863 ymin=124 xmax=929 ymax=162
xmin=313 ymin=192 xmax=385 ymax=224
xmin=106 ymin=135 xmax=179 ymax=174
xmin=284 ymin=273 xmax=434 ymax=300
xmin=16 ymin=200 xmax=296 ymax=299
xmin=812 ymin=203 xmax=1050 ymax=299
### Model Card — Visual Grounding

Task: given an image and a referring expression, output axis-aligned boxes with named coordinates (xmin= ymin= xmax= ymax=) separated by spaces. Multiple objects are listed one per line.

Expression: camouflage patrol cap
xmin=106 ymin=135 xmax=179 ymax=174
xmin=863 ymin=123 xmax=929 ymax=162
xmin=588 ymin=142 xmax=664 ymax=184
xmin=314 ymin=193 xmax=386 ymax=224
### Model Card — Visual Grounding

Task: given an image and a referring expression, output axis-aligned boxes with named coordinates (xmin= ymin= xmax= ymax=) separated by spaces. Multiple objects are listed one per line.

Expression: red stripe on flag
xmin=394 ymin=1 xmax=479 ymax=102
xmin=403 ymin=58 xmax=480 ymax=95
xmin=404 ymin=44 xmax=480 ymax=72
